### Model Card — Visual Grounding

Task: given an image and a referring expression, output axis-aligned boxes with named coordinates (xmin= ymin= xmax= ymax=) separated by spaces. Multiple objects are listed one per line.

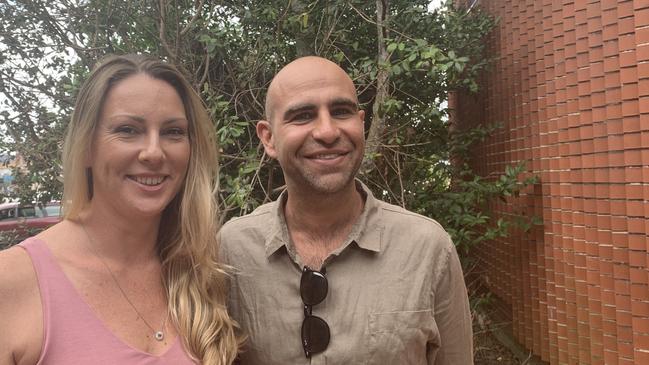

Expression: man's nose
xmin=312 ymin=112 xmax=341 ymax=144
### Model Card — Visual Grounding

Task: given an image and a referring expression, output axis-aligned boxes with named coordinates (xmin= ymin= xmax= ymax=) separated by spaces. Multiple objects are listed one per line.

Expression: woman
xmin=0 ymin=54 xmax=239 ymax=364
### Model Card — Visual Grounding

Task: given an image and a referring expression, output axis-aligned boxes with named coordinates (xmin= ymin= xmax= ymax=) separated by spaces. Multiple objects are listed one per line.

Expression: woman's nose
xmin=138 ymin=133 xmax=164 ymax=165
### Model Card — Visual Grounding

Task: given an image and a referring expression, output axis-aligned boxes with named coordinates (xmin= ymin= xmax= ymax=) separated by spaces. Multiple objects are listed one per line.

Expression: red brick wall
xmin=457 ymin=1 xmax=649 ymax=364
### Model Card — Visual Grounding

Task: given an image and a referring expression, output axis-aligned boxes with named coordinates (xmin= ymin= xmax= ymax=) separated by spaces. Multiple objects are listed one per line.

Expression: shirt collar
xmin=263 ymin=180 xmax=383 ymax=259
xmin=264 ymin=191 xmax=290 ymax=258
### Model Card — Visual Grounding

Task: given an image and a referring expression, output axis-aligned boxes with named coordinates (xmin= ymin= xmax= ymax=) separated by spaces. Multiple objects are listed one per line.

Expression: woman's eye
xmin=165 ymin=128 xmax=187 ymax=137
xmin=115 ymin=125 xmax=138 ymax=135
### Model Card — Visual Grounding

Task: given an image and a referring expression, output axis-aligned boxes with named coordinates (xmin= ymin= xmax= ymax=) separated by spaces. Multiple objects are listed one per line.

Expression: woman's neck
xmin=78 ymin=204 xmax=161 ymax=265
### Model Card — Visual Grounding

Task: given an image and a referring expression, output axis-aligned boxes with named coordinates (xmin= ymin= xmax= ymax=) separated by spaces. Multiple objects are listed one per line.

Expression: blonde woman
xmin=0 ymin=54 xmax=239 ymax=364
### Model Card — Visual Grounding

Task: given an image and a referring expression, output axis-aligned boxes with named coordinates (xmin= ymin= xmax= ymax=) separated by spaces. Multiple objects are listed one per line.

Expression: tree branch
xmin=362 ymin=0 xmax=390 ymax=173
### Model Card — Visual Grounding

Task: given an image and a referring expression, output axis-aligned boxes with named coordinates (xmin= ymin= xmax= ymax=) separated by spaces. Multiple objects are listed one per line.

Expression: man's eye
xmin=331 ymin=108 xmax=353 ymax=118
xmin=292 ymin=112 xmax=314 ymax=122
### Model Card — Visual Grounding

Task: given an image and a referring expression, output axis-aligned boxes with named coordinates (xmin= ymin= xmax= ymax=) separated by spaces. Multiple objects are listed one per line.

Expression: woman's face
xmin=89 ymin=73 xmax=191 ymax=219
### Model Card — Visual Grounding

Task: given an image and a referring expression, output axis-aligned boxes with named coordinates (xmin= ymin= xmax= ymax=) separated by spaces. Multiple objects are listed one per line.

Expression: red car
xmin=0 ymin=202 xmax=61 ymax=247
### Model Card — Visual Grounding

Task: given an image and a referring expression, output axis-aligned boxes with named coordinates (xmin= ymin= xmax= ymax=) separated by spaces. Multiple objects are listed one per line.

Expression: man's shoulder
xmin=219 ymin=200 xmax=277 ymax=252
xmin=370 ymin=198 xmax=454 ymax=257
xmin=375 ymin=199 xmax=447 ymax=234
xmin=221 ymin=200 xmax=276 ymax=231
xmin=219 ymin=201 xmax=279 ymax=264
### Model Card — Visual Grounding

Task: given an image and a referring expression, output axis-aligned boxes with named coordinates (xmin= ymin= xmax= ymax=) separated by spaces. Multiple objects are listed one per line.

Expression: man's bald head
xmin=264 ymin=56 xmax=358 ymax=122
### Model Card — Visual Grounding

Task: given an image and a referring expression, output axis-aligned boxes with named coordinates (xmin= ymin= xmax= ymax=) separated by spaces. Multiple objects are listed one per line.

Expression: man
xmin=220 ymin=56 xmax=473 ymax=364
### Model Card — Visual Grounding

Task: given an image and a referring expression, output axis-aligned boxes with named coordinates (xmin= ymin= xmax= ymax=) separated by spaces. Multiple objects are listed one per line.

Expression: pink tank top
xmin=20 ymin=238 xmax=197 ymax=364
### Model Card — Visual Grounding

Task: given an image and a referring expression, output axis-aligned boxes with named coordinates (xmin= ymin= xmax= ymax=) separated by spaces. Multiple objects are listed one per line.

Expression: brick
xmin=630 ymin=267 xmax=647 ymax=283
xmin=603 ymin=39 xmax=619 ymax=57
xmin=603 ymin=24 xmax=618 ymax=41
xmin=618 ymin=16 xmax=636 ymax=35
xmin=623 ymin=116 xmax=641 ymax=132
xmin=634 ymin=0 xmax=649 ymax=10
xmin=619 ymin=1 xmax=636 ymax=17
xmin=621 ymin=84 xmax=639 ymax=101
xmin=640 ymin=96 xmax=649 ymax=113
xmin=622 ymin=100 xmax=640 ymax=116
xmin=632 ymin=317 xmax=649 ymax=332
xmin=636 ymin=8 xmax=649 ymax=26
xmin=626 ymin=184 xmax=643 ymax=199
xmin=604 ymin=56 xmax=620 ymax=72
xmin=620 ymin=66 xmax=638 ymax=84
xmin=640 ymin=63 xmax=649 ymax=79
xmin=636 ymin=351 xmax=649 ymax=365
xmin=623 ymin=133 xmax=643 ymax=149
xmin=601 ymin=0 xmax=619 ymax=11
xmin=628 ymin=233 xmax=647 ymax=249
xmin=601 ymin=8 xmax=617 ymax=26
xmin=638 ymin=44 xmax=649 ymax=62
xmin=638 ymin=27 xmax=649 ymax=43
xmin=604 ymin=70 xmax=621 ymax=87
xmin=631 ymin=283 xmax=649 ymax=300
xmin=627 ymin=201 xmax=645 ymax=216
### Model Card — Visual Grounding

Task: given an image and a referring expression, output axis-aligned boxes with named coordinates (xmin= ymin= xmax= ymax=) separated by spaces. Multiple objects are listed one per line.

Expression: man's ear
xmin=256 ymin=120 xmax=277 ymax=159
xmin=358 ymin=109 xmax=366 ymax=131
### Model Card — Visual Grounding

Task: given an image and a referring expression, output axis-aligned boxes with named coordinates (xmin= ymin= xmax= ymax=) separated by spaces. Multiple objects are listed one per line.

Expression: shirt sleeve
xmin=429 ymin=240 xmax=474 ymax=365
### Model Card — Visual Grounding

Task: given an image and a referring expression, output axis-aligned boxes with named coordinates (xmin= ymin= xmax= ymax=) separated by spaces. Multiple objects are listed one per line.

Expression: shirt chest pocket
xmin=367 ymin=309 xmax=438 ymax=365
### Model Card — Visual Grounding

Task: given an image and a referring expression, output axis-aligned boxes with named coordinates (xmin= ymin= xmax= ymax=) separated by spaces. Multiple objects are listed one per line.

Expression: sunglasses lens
xmin=300 ymin=269 xmax=328 ymax=305
xmin=302 ymin=315 xmax=330 ymax=355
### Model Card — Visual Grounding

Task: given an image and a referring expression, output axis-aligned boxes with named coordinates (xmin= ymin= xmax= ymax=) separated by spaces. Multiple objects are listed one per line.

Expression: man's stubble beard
xmin=287 ymin=153 xmax=362 ymax=195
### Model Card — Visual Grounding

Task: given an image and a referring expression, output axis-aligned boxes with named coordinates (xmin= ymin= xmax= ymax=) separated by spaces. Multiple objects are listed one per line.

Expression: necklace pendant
xmin=154 ymin=331 xmax=164 ymax=341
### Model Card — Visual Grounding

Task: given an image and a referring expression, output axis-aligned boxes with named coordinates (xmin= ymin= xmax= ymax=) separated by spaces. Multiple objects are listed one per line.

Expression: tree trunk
xmin=291 ymin=0 xmax=310 ymax=56
xmin=362 ymin=0 xmax=390 ymax=173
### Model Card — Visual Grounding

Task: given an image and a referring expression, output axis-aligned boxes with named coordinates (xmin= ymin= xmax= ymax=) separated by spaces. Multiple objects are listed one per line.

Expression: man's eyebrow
xmin=329 ymin=98 xmax=359 ymax=110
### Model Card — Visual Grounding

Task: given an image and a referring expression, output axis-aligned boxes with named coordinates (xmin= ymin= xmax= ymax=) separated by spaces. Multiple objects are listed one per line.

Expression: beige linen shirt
xmin=219 ymin=182 xmax=473 ymax=365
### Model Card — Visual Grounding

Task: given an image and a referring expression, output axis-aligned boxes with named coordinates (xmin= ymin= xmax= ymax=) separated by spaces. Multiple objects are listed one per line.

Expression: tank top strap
xmin=19 ymin=237 xmax=65 ymax=346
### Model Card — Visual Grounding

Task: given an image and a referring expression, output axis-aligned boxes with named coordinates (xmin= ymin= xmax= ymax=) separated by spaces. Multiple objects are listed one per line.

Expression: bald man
xmin=219 ymin=56 xmax=473 ymax=364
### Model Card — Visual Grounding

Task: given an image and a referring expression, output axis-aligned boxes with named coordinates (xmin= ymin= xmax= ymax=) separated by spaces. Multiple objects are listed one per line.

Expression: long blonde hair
xmin=62 ymin=54 xmax=239 ymax=364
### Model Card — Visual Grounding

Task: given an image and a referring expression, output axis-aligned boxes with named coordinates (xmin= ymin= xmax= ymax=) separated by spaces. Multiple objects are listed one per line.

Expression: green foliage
xmin=0 ymin=230 xmax=23 ymax=250
xmin=0 ymin=0 xmax=534 ymax=257
xmin=0 ymin=227 xmax=47 ymax=250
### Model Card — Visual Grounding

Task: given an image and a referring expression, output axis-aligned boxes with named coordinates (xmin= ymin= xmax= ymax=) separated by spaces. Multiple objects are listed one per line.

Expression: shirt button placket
xmin=311 ymin=355 xmax=325 ymax=365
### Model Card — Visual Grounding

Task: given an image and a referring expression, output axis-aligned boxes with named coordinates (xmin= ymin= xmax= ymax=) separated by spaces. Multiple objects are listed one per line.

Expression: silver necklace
xmin=81 ymin=223 xmax=168 ymax=341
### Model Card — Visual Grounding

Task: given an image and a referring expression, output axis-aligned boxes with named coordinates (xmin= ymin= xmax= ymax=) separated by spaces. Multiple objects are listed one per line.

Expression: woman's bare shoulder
xmin=0 ymin=243 xmax=42 ymax=365
xmin=0 ymin=244 xmax=38 ymax=298
xmin=0 ymin=220 xmax=77 ymax=297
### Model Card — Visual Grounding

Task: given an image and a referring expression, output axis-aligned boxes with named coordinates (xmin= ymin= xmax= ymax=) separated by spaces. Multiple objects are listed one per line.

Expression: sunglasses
xmin=300 ymin=266 xmax=330 ymax=358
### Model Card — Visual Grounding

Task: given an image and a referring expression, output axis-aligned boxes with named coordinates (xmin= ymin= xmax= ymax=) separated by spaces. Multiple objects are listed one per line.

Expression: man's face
xmin=257 ymin=59 xmax=365 ymax=195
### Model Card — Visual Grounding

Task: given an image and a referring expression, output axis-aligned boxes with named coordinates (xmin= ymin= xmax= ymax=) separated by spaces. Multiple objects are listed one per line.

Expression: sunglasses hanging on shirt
xmin=300 ymin=266 xmax=330 ymax=358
